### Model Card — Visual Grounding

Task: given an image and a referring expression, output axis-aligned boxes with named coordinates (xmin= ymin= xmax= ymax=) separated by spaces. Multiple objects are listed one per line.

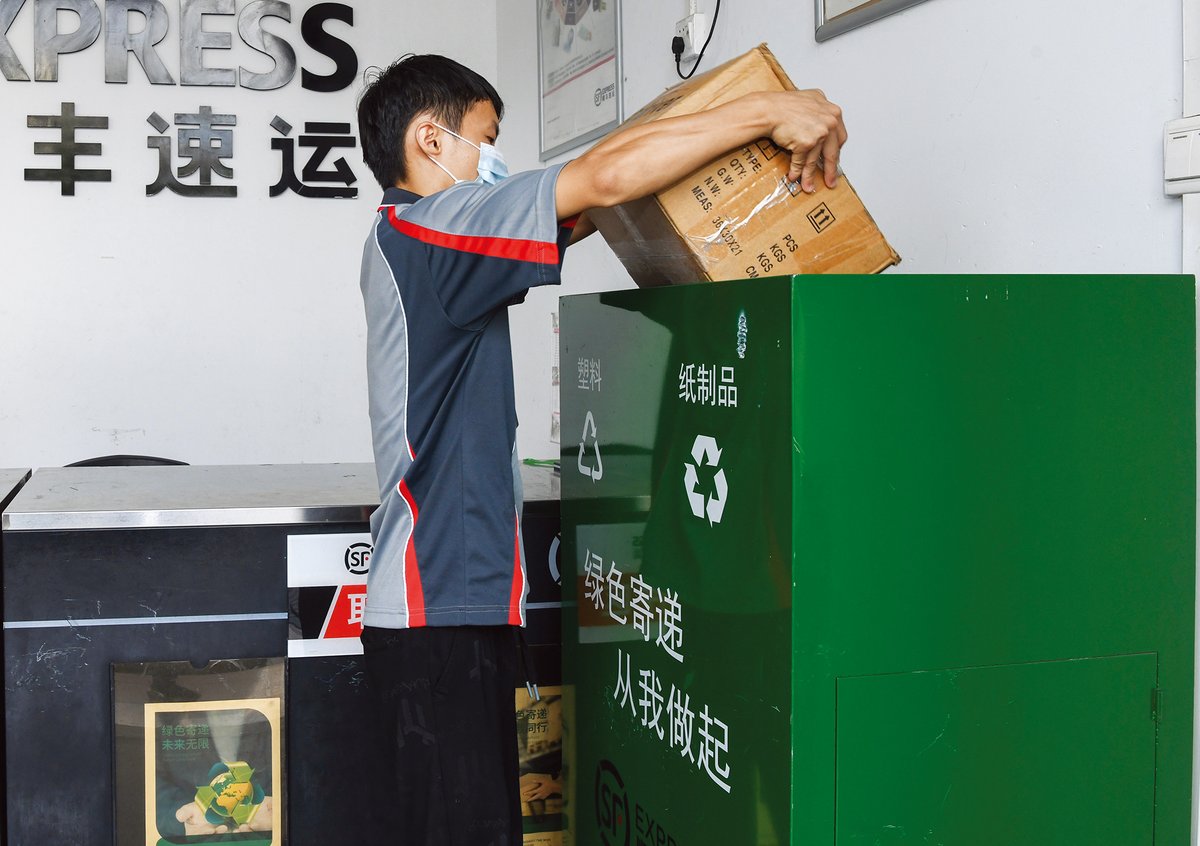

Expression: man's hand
xmin=234 ymin=796 xmax=274 ymax=832
xmin=520 ymin=772 xmax=562 ymax=801
xmin=175 ymin=796 xmax=273 ymax=835
xmin=176 ymin=802 xmax=229 ymax=835
xmin=762 ymin=90 xmax=847 ymax=193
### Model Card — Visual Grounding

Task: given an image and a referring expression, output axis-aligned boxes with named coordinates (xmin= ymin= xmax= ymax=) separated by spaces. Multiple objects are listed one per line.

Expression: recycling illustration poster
xmin=113 ymin=659 xmax=285 ymax=846
xmin=143 ymin=699 xmax=282 ymax=846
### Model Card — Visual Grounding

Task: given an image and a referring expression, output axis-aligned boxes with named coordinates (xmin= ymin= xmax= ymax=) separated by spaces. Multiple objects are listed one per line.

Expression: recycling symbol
xmin=577 ymin=411 xmax=603 ymax=482
xmin=684 ymin=434 xmax=728 ymax=526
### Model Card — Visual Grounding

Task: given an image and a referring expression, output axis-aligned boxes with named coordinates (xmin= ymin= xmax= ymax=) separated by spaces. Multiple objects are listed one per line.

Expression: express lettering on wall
xmin=1 ymin=0 xmax=355 ymax=88
xmin=7 ymin=0 xmax=362 ymax=197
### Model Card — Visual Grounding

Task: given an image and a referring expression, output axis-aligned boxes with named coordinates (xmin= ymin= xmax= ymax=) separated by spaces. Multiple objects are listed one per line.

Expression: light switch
xmin=1165 ymin=130 xmax=1193 ymax=180
xmin=1164 ymin=116 xmax=1200 ymax=195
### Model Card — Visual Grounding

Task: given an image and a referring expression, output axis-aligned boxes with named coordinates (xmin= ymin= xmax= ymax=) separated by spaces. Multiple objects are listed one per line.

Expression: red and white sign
xmin=287 ymin=532 xmax=371 ymax=658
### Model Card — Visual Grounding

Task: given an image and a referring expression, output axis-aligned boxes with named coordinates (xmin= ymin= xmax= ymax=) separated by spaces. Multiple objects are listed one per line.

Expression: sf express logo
xmin=594 ymin=82 xmax=616 ymax=107
xmin=595 ymin=760 xmax=678 ymax=846
xmin=344 ymin=541 xmax=371 ymax=575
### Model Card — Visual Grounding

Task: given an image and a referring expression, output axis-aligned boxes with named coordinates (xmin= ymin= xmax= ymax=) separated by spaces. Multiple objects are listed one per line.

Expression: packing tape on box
xmin=686 ymin=175 xmax=797 ymax=268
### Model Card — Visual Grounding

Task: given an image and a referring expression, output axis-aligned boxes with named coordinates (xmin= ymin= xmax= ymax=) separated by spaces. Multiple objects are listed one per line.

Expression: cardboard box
xmin=590 ymin=44 xmax=900 ymax=286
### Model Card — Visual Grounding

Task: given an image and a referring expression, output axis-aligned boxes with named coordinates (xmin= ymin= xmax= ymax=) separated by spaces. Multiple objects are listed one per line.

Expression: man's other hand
xmin=761 ymin=89 xmax=848 ymax=193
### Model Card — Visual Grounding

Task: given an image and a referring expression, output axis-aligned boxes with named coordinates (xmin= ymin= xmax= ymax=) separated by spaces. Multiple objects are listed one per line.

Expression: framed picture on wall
xmin=538 ymin=0 xmax=623 ymax=160
xmin=815 ymin=0 xmax=934 ymax=42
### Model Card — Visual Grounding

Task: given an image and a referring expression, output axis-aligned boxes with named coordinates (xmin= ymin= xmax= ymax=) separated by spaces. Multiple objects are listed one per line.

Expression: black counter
xmin=0 ymin=469 xmax=31 ymax=845
xmin=1 ymin=462 xmax=561 ymax=846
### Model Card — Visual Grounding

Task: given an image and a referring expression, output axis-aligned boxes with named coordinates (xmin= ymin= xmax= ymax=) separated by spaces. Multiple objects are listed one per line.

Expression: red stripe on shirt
xmin=398 ymin=480 xmax=427 ymax=628
xmin=386 ymin=207 xmax=559 ymax=266
xmin=507 ymin=513 xmax=524 ymax=626
xmin=560 ymin=215 xmax=580 ymax=229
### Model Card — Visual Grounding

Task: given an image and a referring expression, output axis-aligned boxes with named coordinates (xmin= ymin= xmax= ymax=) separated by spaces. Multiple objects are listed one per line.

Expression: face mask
xmin=427 ymin=122 xmax=510 ymax=186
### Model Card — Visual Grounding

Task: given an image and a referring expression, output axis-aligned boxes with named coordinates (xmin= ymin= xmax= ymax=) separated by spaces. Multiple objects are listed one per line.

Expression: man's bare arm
xmin=555 ymin=90 xmax=846 ymax=222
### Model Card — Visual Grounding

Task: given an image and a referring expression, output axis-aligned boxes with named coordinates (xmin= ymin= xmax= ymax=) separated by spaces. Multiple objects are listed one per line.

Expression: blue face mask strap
xmin=432 ymin=122 xmax=479 ymax=152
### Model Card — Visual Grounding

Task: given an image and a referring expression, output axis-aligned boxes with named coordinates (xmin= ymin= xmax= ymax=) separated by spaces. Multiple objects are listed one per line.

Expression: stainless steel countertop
xmin=2 ymin=463 xmax=560 ymax=532
xmin=2 ymin=463 xmax=379 ymax=532
xmin=521 ymin=463 xmax=560 ymax=502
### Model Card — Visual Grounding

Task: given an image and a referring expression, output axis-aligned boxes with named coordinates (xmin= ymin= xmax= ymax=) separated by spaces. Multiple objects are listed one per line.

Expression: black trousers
xmin=361 ymin=625 xmax=522 ymax=846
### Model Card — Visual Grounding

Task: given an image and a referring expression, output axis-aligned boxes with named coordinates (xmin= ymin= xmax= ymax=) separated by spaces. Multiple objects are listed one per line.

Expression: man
xmin=355 ymin=53 xmax=846 ymax=846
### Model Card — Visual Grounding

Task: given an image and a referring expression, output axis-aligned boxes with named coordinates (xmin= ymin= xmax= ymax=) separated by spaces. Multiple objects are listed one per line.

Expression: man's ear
xmin=412 ymin=117 xmax=442 ymax=157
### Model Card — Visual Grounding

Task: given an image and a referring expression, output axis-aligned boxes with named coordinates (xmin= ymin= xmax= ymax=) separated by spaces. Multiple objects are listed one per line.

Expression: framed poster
xmin=538 ymin=0 xmax=622 ymax=160
xmin=815 ymin=0 xmax=934 ymax=42
xmin=113 ymin=659 xmax=285 ymax=846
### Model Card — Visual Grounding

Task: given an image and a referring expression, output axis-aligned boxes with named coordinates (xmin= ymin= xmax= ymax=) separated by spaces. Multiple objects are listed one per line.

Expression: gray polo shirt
xmin=359 ymin=165 xmax=573 ymax=629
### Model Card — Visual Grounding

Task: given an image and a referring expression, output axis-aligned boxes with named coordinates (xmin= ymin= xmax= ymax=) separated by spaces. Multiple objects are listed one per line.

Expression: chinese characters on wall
xmin=24 ymin=101 xmax=359 ymax=197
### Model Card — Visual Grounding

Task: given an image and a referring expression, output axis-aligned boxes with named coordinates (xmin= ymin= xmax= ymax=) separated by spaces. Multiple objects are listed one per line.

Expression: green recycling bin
xmin=559 ymin=274 xmax=1195 ymax=846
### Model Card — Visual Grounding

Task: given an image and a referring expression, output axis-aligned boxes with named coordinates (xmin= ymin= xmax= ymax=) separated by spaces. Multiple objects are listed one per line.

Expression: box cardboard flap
xmin=623 ymin=44 xmax=796 ymax=129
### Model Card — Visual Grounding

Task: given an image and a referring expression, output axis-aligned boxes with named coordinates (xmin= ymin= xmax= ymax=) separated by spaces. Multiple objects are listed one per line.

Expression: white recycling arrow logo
xmin=577 ymin=411 xmax=603 ymax=482
xmin=684 ymin=434 xmax=728 ymax=525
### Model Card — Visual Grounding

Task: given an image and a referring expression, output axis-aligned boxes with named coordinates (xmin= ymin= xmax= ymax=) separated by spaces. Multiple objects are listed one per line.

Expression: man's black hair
xmin=358 ymin=54 xmax=505 ymax=191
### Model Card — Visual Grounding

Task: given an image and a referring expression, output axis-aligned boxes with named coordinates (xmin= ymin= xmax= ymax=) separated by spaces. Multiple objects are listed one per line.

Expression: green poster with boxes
xmin=559 ymin=275 xmax=1195 ymax=845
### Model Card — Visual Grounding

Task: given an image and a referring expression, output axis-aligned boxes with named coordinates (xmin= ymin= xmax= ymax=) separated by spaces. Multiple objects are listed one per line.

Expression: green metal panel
xmin=560 ymin=275 xmax=1194 ymax=846
xmin=835 ymin=654 xmax=1158 ymax=846
xmin=561 ymin=280 xmax=796 ymax=845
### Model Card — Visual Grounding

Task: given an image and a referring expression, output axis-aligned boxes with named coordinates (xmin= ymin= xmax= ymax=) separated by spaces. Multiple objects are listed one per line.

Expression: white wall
xmin=0 ymin=0 xmax=496 ymax=468
xmin=502 ymin=0 xmax=1184 ymax=463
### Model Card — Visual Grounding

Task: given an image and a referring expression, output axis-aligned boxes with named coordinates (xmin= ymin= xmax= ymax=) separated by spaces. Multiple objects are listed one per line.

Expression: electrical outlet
xmin=674 ymin=13 xmax=706 ymax=63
